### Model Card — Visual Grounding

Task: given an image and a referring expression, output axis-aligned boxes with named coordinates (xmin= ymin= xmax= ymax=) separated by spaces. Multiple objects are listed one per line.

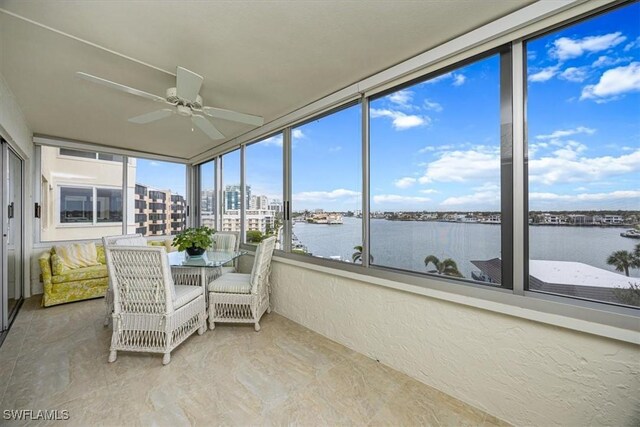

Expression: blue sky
xmin=136 ymin=159 xmax=186 ymax=195
xmin=175 ymin=2 xmax=639 ymax=213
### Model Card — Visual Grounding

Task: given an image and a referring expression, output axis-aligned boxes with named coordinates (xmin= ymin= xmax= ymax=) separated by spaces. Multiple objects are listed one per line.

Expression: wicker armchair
xmin=213 ymin=231 xmax=240 ymax=274
xmin=105 ymin=246 xmax=207 ymax=365
xmin=102 ymin=234 xmax=146 ymax=326
xmin=208 ymin=236 xmax=276 ymax=331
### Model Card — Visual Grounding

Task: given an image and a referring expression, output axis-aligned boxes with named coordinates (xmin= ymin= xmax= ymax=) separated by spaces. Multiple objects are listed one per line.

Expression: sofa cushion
xmin=55 ymin=242 xmax=100 ymax=270
xmin=51 ymin=264 xmax=108 ymax=284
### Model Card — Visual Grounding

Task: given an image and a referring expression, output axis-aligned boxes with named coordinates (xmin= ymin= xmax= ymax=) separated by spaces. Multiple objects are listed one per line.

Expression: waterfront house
xmin=0 ymin=1 xmax=638 ymax=426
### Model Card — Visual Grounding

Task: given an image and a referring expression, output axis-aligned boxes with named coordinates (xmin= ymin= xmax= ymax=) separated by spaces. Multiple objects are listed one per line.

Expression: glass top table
xmin=167 ymin=250 xmax=246 ymax=268
xmin=167 ymin=250 xmax=247 ymax=297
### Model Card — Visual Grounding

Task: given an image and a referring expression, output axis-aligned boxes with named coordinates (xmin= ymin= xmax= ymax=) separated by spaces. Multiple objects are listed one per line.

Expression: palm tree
xmin=607 ymin=250 xmax=636 ymax=276
xmin=424 ymin=255 xmax=463 ymax=278
xmin=352 ymin=245 xmax=373 ymax=263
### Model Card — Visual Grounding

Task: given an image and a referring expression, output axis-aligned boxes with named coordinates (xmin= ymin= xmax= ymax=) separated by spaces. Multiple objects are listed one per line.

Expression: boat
xmin=620 ymin=229 xmax=640 ymax=239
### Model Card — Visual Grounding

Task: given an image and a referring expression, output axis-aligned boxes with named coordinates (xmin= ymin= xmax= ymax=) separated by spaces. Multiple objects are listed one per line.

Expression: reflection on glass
xmin=526 ymin=2 xmax=640 ymax=307
xmin=370 ymin=55 xmax=503 ymax=285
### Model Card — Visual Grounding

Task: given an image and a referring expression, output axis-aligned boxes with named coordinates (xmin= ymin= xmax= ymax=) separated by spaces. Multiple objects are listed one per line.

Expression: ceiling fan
xmin=76 ymin=66 xmax=264 ymax=140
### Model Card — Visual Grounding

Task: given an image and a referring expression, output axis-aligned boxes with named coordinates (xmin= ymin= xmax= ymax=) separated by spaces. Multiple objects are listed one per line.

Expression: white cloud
xmin=423 ymin=99 xmax=443 ymax=112
xmin=260 ymin=129 xmax=304 ymax=147
xmin=624 ymin=36 xmax=640 ymax=52
xmin=373 ymin=194 xmax=431 ymax=204
xmin=529 ymin=65 xmax=560 ymax=82
xmin=581 ymin=62 xmax=640 ymax=101
xmin=388 ymin=90 xmax=414 ymax=109
xmin=370 ymin=108 xmax=429 ymax=130
xmin=417 ymin=144 xmax=454 ymax=154
xmin=530 ymin=149 xmax=640 ymax=185
xmin=591 ymin=55 xmax=631 ymax=68
xmin=419 ymin=189 xmax=439 ymax=194
xmin=293 ymin=188 xmax=360 ymax=202
xmin=530 ymin=190 xmax=640 ymax=202
xmin=536 ymin=126 xmax=595 ymax=141
xmin=260 ymin=135 xmax=283 ymax=147
xmin=452 ymin=74 xmax=466 ymax=86
xmin=394 ymin=177 xmax=417 ymax=189
xmin=550 ymin=32 xmax=627 ymax=61
xmin=423 ymin=72 xmax=466 ymax=86
xmin=559 ymin=66 xmax=588 ymax=83
xmin=418 ymin=146 xmax=499 ymax=184
xmin=440 ymin=189 xmax=500 ymax=208
xmin=328 ymin=146 xmax=342 ymax=153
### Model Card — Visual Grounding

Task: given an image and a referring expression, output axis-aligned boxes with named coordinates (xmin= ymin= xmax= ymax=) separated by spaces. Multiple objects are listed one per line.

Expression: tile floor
xmin=0 ymin=296 xmax=509 ymax=426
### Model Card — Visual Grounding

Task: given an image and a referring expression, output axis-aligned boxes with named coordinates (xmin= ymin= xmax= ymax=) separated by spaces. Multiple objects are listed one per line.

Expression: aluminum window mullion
xmin=122 ymin=156 xmax=128 ymax=234
xmin=215 ymin=156 xmax=222 ymax=232
xmin=511 ymin=41 xmax=526 ymax=296
xmin=283 ymin=128 xmax=292 ymax=253
xmin=500 ymin=48 xmax=514 ymax=291
xmin=240 ymin=145 xmax=246 ymax=243
xmin=361 ymin=96 xmax=370 ymax=268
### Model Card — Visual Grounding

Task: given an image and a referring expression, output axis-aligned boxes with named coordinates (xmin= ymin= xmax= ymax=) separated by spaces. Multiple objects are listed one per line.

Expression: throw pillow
xmin=55 ymin=242 xmax=100 ymax=270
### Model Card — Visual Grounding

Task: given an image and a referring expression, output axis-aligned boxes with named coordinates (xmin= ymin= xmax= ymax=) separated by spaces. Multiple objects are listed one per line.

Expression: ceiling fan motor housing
xmin=166 ymin=87 xmax=203 ymax=109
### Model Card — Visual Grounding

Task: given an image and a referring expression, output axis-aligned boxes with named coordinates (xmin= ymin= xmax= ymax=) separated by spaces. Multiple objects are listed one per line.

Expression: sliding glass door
xmin=1 ymin=140 xmax=23 ymax=331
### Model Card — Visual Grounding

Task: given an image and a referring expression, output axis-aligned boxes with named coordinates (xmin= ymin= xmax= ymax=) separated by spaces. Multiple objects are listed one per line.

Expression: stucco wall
xmin=269 ymin=260 xmax=640 ymax=426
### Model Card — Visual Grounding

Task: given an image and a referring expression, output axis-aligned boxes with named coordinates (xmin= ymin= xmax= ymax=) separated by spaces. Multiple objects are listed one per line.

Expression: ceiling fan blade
xmin=192 ymin=115 xmax=225 ymax=140
xmin=129 ymin=109 xmax=174 ymax=124
xmin=76 ymin=72 xmax=166 ymax=103
xmin=176 ymin=67 xmax=203 ymax=103
xmin=201 ymin=106 xmax=264 ymax=127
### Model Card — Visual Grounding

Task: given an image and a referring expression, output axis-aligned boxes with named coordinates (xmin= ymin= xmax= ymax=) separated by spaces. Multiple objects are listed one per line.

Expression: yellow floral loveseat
xmin=39 ymin=245 xmax=109 ymax=307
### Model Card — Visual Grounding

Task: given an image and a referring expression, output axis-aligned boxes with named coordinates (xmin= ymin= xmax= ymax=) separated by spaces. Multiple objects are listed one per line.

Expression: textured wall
xmin=270 ymin=260 xmax=640 ymax=426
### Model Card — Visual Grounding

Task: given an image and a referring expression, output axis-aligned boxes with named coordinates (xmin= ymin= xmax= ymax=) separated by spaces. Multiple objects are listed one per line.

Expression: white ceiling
xmin=0 ymin=0 xmax=535 ymax=160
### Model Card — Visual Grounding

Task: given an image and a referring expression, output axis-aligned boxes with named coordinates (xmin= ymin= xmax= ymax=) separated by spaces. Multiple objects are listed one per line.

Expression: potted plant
xmin=172 ymin=226 xmax=215 ymax=256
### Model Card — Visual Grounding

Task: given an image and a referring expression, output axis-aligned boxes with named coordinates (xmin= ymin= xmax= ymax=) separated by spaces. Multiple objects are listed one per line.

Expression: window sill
xmin=271 ymin=253 xmax=640 ymax=345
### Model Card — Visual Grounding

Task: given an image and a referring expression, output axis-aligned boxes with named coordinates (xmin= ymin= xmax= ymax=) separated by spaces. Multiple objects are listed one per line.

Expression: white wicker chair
xmin=213 ymin=231 xmax=240 ymax=274
xmin=208 ymin=236 xmax=276 ymax=332
xmin=102 ymin=234 xmax=146 ymax=326
xmin=105 ymin=246 xmax=207 ymax=365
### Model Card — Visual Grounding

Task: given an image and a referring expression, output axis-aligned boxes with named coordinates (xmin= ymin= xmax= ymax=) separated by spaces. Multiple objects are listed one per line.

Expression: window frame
xmin=192 ymin=1 xmax=639 ymax=339
xmin=34 ymin=142 xmax=191 ymax=244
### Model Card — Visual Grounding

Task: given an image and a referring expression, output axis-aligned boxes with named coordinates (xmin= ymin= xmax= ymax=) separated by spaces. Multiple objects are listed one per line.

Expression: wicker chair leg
xmin=198 ymin=325 xmax=206 ymax=335
xmin=209 ymin=319 xmax=216 ymax=330
xmin=108 ymin=350 xmax=117 ymax=363
xmin=103 ymin=316 xmax=110 ymax=327
xmin=254 ymin=322 xmax=261 ymax=332
xmin=162 ymin=353 xmax=171 ymax=365
xmin=267 ymin=306 xmax=271 ymax=314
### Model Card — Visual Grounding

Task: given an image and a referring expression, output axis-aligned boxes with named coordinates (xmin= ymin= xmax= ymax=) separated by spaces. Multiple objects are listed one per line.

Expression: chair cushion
xmin=55 ymin=242 xmax=100 ymax=270
xmin=173 ymin=285 xmax=202 ymax=309
xmin=220 ymin=266 xmax=236 ymax=275
xmin=51 ymin=264 xmax=108 ymax=284
xmin=208 ymin=273 xmax=251 ymax=294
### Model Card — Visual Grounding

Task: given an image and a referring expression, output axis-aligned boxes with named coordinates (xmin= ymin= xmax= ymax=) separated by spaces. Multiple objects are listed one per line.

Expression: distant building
xmin=134 ymin=184 xmax=186 ymax=236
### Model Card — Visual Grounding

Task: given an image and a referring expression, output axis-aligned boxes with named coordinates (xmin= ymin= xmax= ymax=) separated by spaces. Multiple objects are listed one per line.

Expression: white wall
xmin=0 ymin=72 xmax=34 ymax=299
xmin=270 ymin=260 xmax=640 ymax=426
